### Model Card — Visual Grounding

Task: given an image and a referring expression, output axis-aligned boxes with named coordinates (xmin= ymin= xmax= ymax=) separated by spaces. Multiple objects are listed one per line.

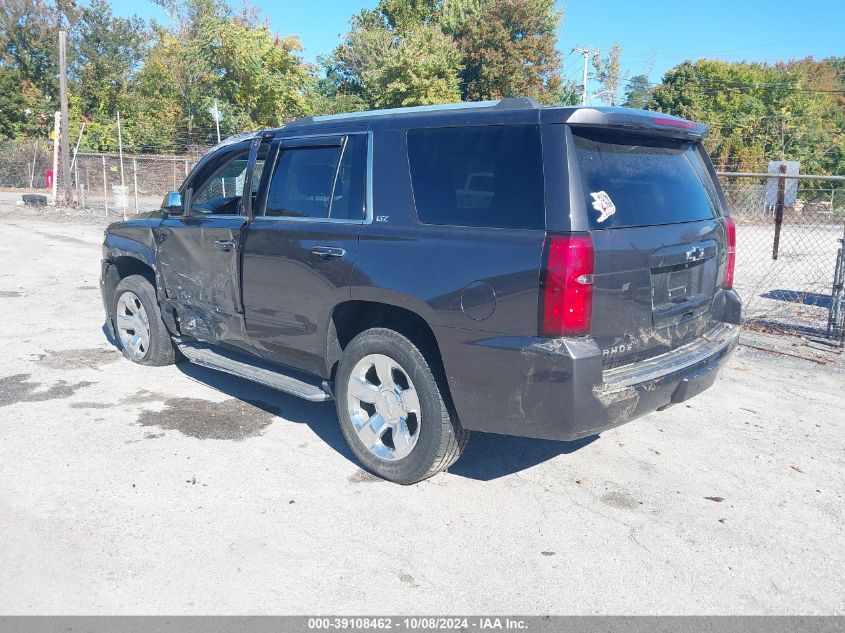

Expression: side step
xmin=176 ymin=341 xmax=333 ymax=402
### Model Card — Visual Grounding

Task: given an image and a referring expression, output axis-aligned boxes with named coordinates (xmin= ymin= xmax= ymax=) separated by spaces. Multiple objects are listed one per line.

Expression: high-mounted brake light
xmin=722 ymin=217 xmax=736 ymax=289
xmin=540 ymin=235 xmax=594 ymax=336
xmin=652 ymin=116 xmax=697 ymax=130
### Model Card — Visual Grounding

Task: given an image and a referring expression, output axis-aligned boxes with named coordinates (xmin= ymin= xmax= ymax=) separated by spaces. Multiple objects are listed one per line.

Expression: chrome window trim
xmin=253 ymin=130 xmax=373 ymax=225
xmin=191 ymin=213 xmax=247 ymax=220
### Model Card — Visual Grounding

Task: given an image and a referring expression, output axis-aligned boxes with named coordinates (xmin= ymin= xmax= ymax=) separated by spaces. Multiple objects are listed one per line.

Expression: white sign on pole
xmin=113 ymin=185 xmax=128 ymax=209
xmin=764 ymin=160 xmax=800 ymax=208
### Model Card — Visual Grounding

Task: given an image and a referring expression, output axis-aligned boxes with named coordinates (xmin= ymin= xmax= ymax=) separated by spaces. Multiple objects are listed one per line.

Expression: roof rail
xmin=495 ymin=97 xmax=541 ymax=110
xmin=292 ymin=97 xmax=540 ymax=125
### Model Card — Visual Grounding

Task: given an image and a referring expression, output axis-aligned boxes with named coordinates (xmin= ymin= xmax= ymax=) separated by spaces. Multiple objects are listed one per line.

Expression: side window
xmin=264 ymin=146 xmax=341 ymax=219
xmin=261 ymin=135 xmax=368 ymax=221
xmin=329 ymin=135 xmax=368 ymax=221
xmin=406 ymin=125 xmax=545 ymax=230
xmin=251 ymin=141 xmax=272 ymax=195
xmin=192 ymin=150 xmax=250 ymax=214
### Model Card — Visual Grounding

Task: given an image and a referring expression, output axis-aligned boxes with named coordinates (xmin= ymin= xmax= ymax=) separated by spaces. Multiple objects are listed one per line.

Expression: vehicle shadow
xmin=175 ymin=360 xmax=357 ymax=463
xmin=177 ymin=359 xmax=598 ymax=481
xmin=760 ymin=289 xmax=832 ymax=309
xmin=102 ymin=317 xmax=598 ymax=481
xmin=448 ymin=432 xmax=597 ymax=481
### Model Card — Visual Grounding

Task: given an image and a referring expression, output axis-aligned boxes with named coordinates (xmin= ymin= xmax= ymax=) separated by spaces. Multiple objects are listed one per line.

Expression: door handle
xmin=311 ymin=246 xmax=346 ymax=258
xmin=214 ymin=239 xmax=237 ymax=251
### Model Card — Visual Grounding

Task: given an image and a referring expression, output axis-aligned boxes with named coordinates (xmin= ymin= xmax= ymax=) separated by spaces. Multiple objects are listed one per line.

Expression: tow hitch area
xmin=670 ymin=363 xmax=719 ymax=405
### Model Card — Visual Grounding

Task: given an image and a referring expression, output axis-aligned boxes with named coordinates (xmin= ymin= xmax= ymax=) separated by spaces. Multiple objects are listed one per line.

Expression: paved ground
xmin=0 ymin=212 xmax=843 ymax=615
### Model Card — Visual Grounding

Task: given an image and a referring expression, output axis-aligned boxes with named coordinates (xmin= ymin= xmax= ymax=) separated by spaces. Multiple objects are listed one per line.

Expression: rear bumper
xmin=587 ymin=322 xmax=739 ymax=438
xmin=437 ymin=316 xmax=740 ymax=442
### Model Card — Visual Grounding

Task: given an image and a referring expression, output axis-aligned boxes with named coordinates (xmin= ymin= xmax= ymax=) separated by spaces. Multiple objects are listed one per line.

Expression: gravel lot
xmin=0 ymin=209 xmax=843 ymax=615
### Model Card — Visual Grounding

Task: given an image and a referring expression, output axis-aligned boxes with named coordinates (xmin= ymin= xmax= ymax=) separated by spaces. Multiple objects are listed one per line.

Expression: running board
xmin=176 ymin=341 xmax=333 ymax=402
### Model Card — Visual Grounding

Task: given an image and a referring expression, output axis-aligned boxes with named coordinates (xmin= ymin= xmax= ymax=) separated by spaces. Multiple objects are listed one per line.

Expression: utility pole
xmin=58 ymin=30 xmax=73 ymax=206
xmin=571 ymin=47 xmax=598 ymax=106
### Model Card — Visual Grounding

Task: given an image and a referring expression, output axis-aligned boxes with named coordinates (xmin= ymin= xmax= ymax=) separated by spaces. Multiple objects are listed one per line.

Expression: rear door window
xmin=327 ymin=135 xmax=368 ymax=221
xmin=572 ymin=129 xmax=721 ymax=229
xmin=407 ymin=125 xmax=545 ymax=230
xmin=261 ymin=135 xmax=367 ymax=221
xmin=264 ymin=146 xmax=341 ymax=219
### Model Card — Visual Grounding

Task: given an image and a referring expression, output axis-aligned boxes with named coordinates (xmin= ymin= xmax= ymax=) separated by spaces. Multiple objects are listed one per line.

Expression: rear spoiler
xmin=552 ymin=107 xmax=708 ymax=141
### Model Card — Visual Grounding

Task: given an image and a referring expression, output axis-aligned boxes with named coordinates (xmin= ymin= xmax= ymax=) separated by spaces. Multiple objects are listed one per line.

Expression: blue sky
xmin=114 ymin=0 xmax=845 ymax=92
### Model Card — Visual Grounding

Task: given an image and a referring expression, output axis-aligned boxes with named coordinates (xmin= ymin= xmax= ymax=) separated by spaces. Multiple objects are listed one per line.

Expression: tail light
xmin=540 ymin=234 xmax=594 ymax=336
xmin=722 ymin=217 xmax=736 ymax=289
xmin=652 ymin=116 xmax=698 ymax=130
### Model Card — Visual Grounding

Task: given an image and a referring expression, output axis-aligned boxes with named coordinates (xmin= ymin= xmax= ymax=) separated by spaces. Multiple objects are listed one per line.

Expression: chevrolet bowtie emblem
xmin=686 ymin=247 xmax=704 ymax=262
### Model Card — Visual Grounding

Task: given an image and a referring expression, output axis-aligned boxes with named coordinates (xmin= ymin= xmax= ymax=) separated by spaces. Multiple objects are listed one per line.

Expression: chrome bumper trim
xmin=602 ymin=322 xmax=740 ymax=389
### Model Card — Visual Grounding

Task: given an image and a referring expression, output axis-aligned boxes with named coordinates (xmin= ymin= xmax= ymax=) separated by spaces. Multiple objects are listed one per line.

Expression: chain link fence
xmin=0 ymin=140 xmax=53 ymax=190
xmin=719 ymin=171 xmax=845 ymax=343
xmin=0 ymin=139 xmax=206 ymax=220
xmin=2 ymin=139 xmax=844 ymax=343
xmin=73 ymin=152 xmax=198 ymax=218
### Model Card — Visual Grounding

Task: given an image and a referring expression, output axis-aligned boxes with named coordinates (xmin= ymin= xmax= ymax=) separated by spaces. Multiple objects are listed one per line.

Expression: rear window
xmin=407 ymin=125 xmax=545 ymax=230
xmin=572 ymin=129 xmax=721 ymax=229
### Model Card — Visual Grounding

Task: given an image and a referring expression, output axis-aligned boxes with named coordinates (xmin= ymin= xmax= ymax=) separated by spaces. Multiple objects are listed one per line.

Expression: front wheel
xmin=335 ymin=328 xmax=469 ymax=484
xmin=112 ymin=275 xmax=176 ymax=366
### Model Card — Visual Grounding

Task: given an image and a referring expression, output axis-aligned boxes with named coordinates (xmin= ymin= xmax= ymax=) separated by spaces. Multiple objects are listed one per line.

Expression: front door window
xmin=191 ymin=151 xmax=250 ymax=215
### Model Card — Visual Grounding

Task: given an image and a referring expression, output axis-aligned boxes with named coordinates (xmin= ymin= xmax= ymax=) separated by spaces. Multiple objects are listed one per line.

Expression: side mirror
xmin=161 ymin=191 xmax=183 ymax=214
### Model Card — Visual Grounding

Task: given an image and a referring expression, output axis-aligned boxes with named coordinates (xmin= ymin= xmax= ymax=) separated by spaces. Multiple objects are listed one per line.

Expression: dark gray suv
xmin=100 ymin=98 xmax=741 ymax=484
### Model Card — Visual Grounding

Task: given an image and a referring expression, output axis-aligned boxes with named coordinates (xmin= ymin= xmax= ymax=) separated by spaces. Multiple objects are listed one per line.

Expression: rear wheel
xmin=112 ymin=275 xmax=176 ymax=366
xmin=335 ymin=328 xmax=469 ymax=484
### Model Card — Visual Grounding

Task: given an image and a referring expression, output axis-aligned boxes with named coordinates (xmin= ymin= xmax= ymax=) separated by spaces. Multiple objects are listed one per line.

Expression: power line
xmin=571 ymin=46 xmax=598 ymax=106
xmin=609 ymin=73 xmax=845 ymax=94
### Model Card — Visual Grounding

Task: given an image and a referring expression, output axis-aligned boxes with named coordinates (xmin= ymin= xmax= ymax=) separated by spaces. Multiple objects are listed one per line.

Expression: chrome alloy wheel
xmin=115 ymin=291 xmax=151 ymax=361
xmin=346 ymin=353 xmax=421 ymax=461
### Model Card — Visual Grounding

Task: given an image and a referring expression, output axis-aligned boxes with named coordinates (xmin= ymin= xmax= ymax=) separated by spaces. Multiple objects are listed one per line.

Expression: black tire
xmin=112 ymin=275 xmax=176 ymax=366
xmin=335 ymin=328 xmax=470 ymax=484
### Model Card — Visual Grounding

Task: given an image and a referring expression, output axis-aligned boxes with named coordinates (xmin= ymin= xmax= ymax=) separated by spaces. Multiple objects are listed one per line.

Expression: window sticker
xmin=590 ymin=191 xmax=616 ymax=223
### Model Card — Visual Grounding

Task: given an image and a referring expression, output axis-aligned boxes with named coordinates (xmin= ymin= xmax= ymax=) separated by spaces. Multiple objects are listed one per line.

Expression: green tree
xmin=591 ymin=44 xmax=622 ymax=105
xmin=454 ymin=0 xmax=562 ymax=103
xmin=330 ymin=7 xmax=462 ymax=108
xmin=328 ymin=0 xmax=564 ymax=108
xmin=0 ymin=0 xmax=80 ymax=140
xmin=0 ymin=68 xmax=52 ymax=139
xmin=649 ymin=59 xmax=845 ymax=174
xmin=0 ymin=0 xmax=79 ymax=100
xmin=440 ymin=0 xmax=483 ymax=36
xmin=197 ymin=9 xmax=311 ymax=126
xmin=132 ymin=0 xmax=314 ymax=151
xmin=622 ymin=74 xmax=652 ymax=109
xmin=379 ymin=0 xmax=442 ymax=30
xmin=130 ymin=26 xmax=191 ymax=152
xmin=72 ymin=0 xmax=148 ymax=120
